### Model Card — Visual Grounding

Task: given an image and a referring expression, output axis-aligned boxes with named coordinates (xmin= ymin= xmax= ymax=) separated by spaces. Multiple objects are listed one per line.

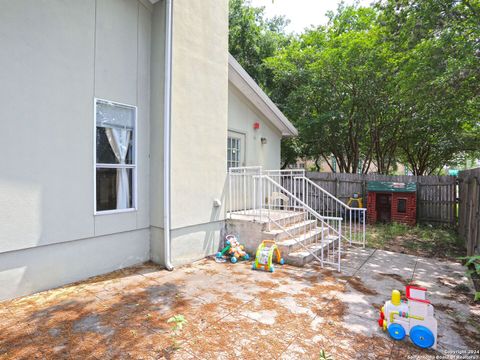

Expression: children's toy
xmin=347 ymin=192 xmax=363 ymax=209
xmin=216 ymin=235 xmax=249 ymax=263
xmin=378 ymin=285 xmax=437 ymax=349
xmin=252 ymin=240 xmax=284 ymax=272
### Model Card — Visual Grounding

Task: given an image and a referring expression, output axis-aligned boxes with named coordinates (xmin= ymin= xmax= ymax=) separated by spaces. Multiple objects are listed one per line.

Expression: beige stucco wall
xmin=163 ymin=0 xmax=229 ymax=265
xmin=150 ymin=1 xmax=166 ymax=237
xmin=0 ymin=0 xmax=153 ymax=299
xmin=0 ymin=229 xmax=149 ymax=301
xmin=0 ymin=0 xmax=244 ymax=295
xmin=228 ymin=84 xmax=282 ymax=170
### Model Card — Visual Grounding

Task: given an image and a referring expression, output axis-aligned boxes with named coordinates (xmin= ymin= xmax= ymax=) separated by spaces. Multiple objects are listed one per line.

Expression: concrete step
xmin=262 ymin=219 xmax=317 ymax=241
xmin=263 ymin=211 xmax=307 ymax=230
xmin=275 ymin=227 xmax=326 ymax=255
xmin=285 ymin=235 xmax=339 ymax=267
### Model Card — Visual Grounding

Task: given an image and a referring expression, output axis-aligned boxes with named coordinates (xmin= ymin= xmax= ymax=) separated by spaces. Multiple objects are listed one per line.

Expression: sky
xmin=250 ymin=0 xmax=373 ymax=33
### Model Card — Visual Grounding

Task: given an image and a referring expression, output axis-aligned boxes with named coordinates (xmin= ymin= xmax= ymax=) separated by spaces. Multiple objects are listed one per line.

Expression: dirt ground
xmin=366 ymin=223 xmax=465 ymax=260
xmin=0 ymin=247 xmax=479 ymax=359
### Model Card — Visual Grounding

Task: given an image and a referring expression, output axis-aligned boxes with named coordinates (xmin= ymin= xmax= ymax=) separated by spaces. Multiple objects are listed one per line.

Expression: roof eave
xmin=228 ymin=54 xmax=298 ymax=137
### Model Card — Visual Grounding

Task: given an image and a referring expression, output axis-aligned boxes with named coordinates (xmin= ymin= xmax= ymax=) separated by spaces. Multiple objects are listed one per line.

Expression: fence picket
xmin=306 ymin=172 xmax=457 ymax=226
xmin=459 ymin=168 xmax=480 ymax=255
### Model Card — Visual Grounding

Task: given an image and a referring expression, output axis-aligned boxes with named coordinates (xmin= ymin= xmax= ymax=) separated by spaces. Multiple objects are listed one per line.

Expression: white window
xmin=227 ymin=136 xmax=241 ymax=169
xmin=95 ymin=99 xmax=137 ymax=214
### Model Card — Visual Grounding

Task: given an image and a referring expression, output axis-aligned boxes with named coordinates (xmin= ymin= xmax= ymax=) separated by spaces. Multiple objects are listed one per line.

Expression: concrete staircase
xmin=261 ymin=211 xmax=340 ymax=267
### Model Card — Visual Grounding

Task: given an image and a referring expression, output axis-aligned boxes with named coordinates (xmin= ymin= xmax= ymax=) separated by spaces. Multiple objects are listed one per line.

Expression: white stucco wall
xmin=0 ymin=0 xmax=153 ymax=300
xmin=228 ymin=84 xmax=282 ymax=170
xmin=159 ymin=0 xmax=229 ymax=266
xmin=0 ymin=0 xmax=247 ymax=298
xmin=169 ymin=0 xmax=229 ymax=229
xmin=149 ymin=1 xmax=166 ymax=259
xmin=0 ymin=229 xmax=150 ymax=301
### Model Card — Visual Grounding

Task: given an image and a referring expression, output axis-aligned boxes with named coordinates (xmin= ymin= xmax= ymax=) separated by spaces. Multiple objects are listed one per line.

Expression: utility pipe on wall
xmin=163 ymin=0 xmax=174 ymax=271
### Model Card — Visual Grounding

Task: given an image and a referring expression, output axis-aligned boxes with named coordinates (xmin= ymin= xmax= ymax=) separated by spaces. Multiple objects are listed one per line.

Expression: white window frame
xmin=94 ymin=98 xmax=138 ymax=215
xmin=227 ymin=130 xmax=246 ymax=170
xmin=227 ymin=136 xmax=241 ymax=170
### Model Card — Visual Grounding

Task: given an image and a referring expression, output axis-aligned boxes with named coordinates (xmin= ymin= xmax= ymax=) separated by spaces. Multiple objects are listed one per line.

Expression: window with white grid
xmin=95 ymin=99 xmax=137 ymax=214
xmin=227 ymin=136 xmax=241 ymax=169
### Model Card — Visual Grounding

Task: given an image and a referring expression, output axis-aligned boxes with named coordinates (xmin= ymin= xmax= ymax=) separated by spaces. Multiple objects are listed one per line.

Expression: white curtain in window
xmin=106 ymin=128 xmax=131 ymax=209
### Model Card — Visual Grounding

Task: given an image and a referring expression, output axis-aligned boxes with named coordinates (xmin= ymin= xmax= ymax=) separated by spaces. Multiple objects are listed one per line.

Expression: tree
xmin=266 ymin=5 xmax=402 ymax=173
xmin=228 ymin=0 xmax=480 ymax=174
xmin=229 ymin=0 xmax=299 ymax=167
xmin=379 ymin=0 xmax=480 ymax=174
xmin=228 ymin=0 xmax=290 ymax=91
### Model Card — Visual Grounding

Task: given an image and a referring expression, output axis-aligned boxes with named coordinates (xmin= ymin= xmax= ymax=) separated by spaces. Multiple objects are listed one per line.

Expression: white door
xmin=227 ymin=131 xmax=246 ymax=169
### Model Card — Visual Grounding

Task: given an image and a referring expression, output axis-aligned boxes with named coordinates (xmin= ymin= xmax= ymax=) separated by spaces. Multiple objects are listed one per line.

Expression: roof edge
xmin=228 ymin=54 xmax=298 ymax=137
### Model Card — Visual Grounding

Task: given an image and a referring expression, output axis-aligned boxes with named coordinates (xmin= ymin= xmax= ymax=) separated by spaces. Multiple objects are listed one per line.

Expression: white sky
xmin=250 ymin=0 xmax=373 ymax=33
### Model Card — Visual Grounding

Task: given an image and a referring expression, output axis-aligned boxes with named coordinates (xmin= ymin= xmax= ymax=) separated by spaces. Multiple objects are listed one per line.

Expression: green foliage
xmin=167 ymin=314 xmax=188 ymax=335
xmin=367 ymin=223 xmax=465 ymax=259
xmin=229 ymin=0 xmax=290 ymax=91
xmin=229 ymin=0 xmax=480 ymax=174
xmin=460 ymin=255 xmax=480 ymax=276
xmin=266 ymin=5 xmax=403 ymax=173
xmin=280 ymin=137 xmax=302 ymax=168
xmin=458 ymin=255 xmax=480 ymax=302
xmin=378 ymin=0 xmax=480 ymax=175
xmin=319 ymin=349 xmax=334 ymax=360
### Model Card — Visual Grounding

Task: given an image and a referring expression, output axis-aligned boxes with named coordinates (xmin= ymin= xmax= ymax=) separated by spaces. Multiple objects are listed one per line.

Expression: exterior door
xmin=227 ymin=131 xmax=245 ymax=169
xmin=376 ymin=193 xmax=392 ymax=222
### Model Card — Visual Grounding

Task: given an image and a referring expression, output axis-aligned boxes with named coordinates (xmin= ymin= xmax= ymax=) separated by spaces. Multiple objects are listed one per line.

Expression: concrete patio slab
xmin=341 ymin=247 xmax=376 ymax=270
xmin=356 ymin=249 xmax=418 ymax=277
xmin=0 ymin=247 xmax=478 ymax=359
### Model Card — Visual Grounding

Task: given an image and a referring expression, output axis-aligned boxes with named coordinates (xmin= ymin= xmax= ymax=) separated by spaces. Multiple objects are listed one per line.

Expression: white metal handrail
xmin=254 ymin=175 xmax=342 ymax=271
xmin=296 ymin=176 xmax=362 ymax=211
xmin=264 ymin=169 xmax=305 ymax=195
xmin=294 ymin=176 xmax=366 ymax=247
xmin=227 ymin=166 xmax=365 ymax=248
xmin=254 ymin=175 xmax=343 ymax=233
xmin=228 ymin=166 xmax=262 ymax=216
xmin=266 ymin=215 xmax=341 ymax=271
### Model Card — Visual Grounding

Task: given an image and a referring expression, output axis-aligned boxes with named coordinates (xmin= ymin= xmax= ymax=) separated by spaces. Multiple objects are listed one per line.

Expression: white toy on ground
xmin=378 ymin=285 xmax=438 ymax=349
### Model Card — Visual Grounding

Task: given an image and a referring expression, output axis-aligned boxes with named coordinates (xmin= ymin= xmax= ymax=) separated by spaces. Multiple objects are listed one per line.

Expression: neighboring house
xmin=0 ymin=0 xmax=297 ymax=301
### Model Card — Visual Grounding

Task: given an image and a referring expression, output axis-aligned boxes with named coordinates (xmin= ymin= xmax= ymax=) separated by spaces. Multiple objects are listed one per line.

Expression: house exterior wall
xmin=0 ymin=0 xmax=154 ymax=300
xmin=0 ymin=0 xmax=283 ymax=299
xmin=0 ymin=230 xmax=150 ymax=301
xmin=149 ymin=1 xmax=166 ymax=257
xmin=166 ymin=0 xmax=229 ymax=266
xmin=228 ymin=84 xmax=282 ymax=170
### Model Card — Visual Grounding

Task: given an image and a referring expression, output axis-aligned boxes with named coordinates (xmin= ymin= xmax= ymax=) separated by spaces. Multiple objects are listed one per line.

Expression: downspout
xmin=163 ymin=0 xmax=174 ymax=270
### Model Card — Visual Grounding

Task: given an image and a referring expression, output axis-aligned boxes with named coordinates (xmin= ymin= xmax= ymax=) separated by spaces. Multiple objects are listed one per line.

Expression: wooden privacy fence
xmin=306 ymin=172 xmax=457 ymax=226
xmin=458 ymin=168 xmax=480 ymax=256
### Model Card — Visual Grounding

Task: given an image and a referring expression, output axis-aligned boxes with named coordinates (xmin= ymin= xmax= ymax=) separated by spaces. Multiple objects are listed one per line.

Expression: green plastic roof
xmin=367 ymin=181 xmax=416 ymax=193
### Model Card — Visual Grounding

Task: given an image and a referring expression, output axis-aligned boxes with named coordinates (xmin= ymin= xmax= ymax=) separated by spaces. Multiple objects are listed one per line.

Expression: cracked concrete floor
xmin=0 ymin=247 xmax=479 ymax=359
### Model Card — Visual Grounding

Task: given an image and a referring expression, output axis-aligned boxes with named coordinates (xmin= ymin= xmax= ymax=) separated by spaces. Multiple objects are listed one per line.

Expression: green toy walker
xmin=252 ymin=240 xmax=284 ymax=272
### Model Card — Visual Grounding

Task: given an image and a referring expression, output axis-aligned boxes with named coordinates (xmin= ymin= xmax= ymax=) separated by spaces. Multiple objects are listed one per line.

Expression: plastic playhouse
xmin=367 ymin=181 xmax=417 ymax=226
xmin=378 ymin=285 xmax=437 ymax=349
xmin=252 ymin=240 xmax=284 ymax=272
xmin=216 ymin=234 xmax=249 ymax=263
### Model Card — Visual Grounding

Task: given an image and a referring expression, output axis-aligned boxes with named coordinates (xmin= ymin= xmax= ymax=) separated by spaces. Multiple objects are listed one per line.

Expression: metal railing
xmin=228 ymin=166 xmax=262 ymax=216
xmin=264 ymin=169 xmax=305 ymax=195
xmin=253 ymin=175 xmax=342 ymax=271
xmin=293 ymin=176 xmax=366 ymax=247
xmin=227 ymin=166 xmax=365 ymax=247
